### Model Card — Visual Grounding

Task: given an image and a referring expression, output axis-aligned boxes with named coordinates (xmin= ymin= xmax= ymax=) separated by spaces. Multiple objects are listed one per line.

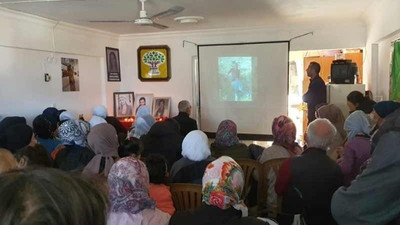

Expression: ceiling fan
xmin=0 ymin=0 xmax=84 ymax=4
xmin=89 ymin=0 xmax=184 ymax=29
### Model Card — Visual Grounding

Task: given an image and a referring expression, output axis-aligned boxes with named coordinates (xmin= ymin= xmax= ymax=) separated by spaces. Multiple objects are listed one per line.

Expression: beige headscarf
xmin=0 ymin=149 xmax=17 ymax=174
xmin=317 ymin=104 xmax=347 ymax=140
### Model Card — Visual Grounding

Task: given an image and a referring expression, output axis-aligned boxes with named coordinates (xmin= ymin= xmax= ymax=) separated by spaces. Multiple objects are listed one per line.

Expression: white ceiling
xmin=0 ymin=0 xmax=377 ymax=34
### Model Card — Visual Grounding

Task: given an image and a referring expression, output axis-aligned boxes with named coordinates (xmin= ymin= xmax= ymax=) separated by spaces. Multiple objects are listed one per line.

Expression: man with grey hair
xmin=173 ymin=100 xmax=198 ymax=136
xmin=275 ymin=118 xmax=343 ymax=225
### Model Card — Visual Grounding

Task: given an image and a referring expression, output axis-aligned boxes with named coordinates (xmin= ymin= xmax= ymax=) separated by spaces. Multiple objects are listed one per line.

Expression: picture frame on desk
xmin=113 ymin=92 xmax=134 ymax=118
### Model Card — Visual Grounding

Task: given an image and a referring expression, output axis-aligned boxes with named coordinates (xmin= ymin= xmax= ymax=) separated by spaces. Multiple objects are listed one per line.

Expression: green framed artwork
xmin=137 ymin=45 xmax=171 ymax=81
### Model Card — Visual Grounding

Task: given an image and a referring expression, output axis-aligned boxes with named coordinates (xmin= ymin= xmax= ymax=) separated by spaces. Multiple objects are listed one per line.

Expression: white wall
xmin=364 ymin=0 xmax=400 ymax=100
xmin=119 ymin=21 xmax=366 ymax=117
xmin=0 ymin=8 xmax=119 ymax=123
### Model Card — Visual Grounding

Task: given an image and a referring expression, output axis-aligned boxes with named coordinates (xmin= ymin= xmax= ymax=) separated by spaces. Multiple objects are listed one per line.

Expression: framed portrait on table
xmin=134 ymin=93 xmax=154 ymax=116
xmin=106 ymin=47 xmax=121 ymax=82
xmin=137 ymin=45 xmax=171 ymax=81
xmin=153 ymin=97 xmax=171 ymax=118
xmin=113 ymin=92 xmax=134 ymax=118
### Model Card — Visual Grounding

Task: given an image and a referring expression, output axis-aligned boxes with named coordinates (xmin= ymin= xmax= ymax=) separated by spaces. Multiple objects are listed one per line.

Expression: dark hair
xmin=118 ymin=138 xmax=143 ymax=158
xmin=14 ymin=144 xmax=53 ymax=167
xmin=33 ymin=115 xmax=53 ymax=139
xmin=347 ymin=91 xmax=375 ymax=113
xmin=5 ymin=124 xmax=33 ymax=153
xmin=145 ymin=154 xmax=167 ymax=184
xmin=159 ymin=99 xmax=165 ymax=104
xmin=0 ymin=168 xmax=108 ymax=225
xmin=309 ymin=62 xmax=321 ymax=74
xmin=139 ymin=97 xmax=146 ymax=102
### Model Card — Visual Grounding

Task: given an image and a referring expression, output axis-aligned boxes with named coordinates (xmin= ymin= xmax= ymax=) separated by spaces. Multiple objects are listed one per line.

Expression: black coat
xmin=54 ymin=145 xmax=95 ymax=171
xmin=173 ymin=112 xmax=198 ymax=137
xmin=303 ymin=76 xmax=326 ymax=123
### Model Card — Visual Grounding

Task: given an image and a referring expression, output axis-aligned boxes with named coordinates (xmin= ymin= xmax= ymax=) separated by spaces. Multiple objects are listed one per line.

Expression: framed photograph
xmin=61 ymin=58 xmax=79 ymax=92
xmin=137 ymin=45 xmax=171 ymax=81
xmin=113 ymin=92 xmax=134 ymax=118
xmin=134 ymin=93 xmax=154 ymax=116
xmin=106 ymin=47 xmax=121 ymax=82
xmin=153 ymin=97 xmax=171 ymax=118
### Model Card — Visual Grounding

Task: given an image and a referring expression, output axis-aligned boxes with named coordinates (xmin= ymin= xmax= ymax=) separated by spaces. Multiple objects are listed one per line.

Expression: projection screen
xmin=198 ymin=41 xmax=289 ymax=138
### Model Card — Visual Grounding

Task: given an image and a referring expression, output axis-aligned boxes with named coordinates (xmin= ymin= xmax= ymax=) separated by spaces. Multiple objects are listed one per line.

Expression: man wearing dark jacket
xmin=303 ymin=62 xmax=326 ymax=124
xmin=276 ymin=118 xmax=343 ymax=225
xmin=173 ymin=100 xmax=198 ymax=137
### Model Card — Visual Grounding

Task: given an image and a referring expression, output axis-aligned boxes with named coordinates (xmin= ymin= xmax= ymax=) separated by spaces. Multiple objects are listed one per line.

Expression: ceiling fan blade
xmin=89 ymin=20 xmax=134 ymax=23
xmin=0 ymin=0 xmax=84 ymax=4
xmin=150 ymin=6 xmax=184 ymax=20
xmin=149 ymin=22 xmax=168 ymax=29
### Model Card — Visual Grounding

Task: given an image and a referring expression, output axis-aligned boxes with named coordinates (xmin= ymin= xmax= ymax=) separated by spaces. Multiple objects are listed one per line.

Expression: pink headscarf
xmin=272 ymin=116 xmax=301 ymax=156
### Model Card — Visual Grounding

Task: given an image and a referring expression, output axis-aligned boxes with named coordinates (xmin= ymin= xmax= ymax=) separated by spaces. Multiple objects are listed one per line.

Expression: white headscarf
xmin=344 ymin=110 xmax=371 ymax=141
xmin=93 ymin=105 xmax=107 ymax=118
xmin=182 ymin=130 xmax=211 ymax=161
xmin=130 ymin=106 xmax=154 ymax=138
xmin=89 ymin=116 xmax=107 ymax=128
xmin=59 ymin=111 xmax=76 ymax=121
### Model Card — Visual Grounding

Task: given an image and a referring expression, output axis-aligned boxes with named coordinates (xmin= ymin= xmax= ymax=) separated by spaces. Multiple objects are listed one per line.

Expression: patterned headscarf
xmin=344 ymin=110 xmax=371 ymax=141
xmin=317 ymin=104 xmax=347 ymax=140
xmin=108 ymin=157 xmax=156 ymax=214
xmin=202 ymin=156 xmax=248 ymax=217
xmin=58 ymin=120 xmax=90 ymax=147
xmin=271 ymin=116 xmax=299 ymax=156
xmin=215 ymin=120 xmax=240 ymax=147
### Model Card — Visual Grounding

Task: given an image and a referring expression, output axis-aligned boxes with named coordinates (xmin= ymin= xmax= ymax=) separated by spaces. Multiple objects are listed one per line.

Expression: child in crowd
xmin=118 ymin=137 xmax=143 ymax=159
xmin=145 ymin=154 xmax=175 ymax=216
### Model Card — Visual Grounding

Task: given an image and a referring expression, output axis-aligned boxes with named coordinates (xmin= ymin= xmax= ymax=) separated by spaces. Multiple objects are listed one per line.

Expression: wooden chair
xmin=170 ymin=183 xmax=203 ymax=211
xmin=236 ymin=159 xmax=261 ymax=200
xmin=258 ymin=158 xmax=288 ymax=218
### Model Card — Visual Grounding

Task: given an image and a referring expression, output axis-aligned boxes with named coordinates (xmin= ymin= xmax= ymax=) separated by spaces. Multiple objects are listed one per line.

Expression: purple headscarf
xmin=215 ymin=120 xmax=240 ymax=147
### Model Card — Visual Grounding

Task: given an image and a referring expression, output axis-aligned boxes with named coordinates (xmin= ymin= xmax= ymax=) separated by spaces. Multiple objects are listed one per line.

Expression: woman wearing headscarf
xmin=59 ymin=111 xmax=76 ymax=124
xmin=140 ymin=119 xmax=183 ymax=170
xmin=129 ymin=106 xmax=155 ymax=139
xmin=170 ymin=156 xmax=248 ymax=225
xmin=210 ymin=120 xmax=251 ymax=159
xmin=54 ymin=119 xmax=95 ymax=171
xmin=82 ymin=123 xmax=119 ymax=178
xmin=338 ymin=110 xmax=371 ymax=186
xmin=42 ymin=107 xmax=60 ymax=134
xmin=170 ymin=130 xmax=214 ymax=184
xmin=316 ymin=104 xmax=346 ymax=160
xmin=90 ymin=105 xmax=128 ymax=143
xmin=370 ymin=101 xmax=400 ymax=136
xmin=107 ymin=157 xmax=170 ymax=225
xmin=33 ymin=115 xmax=61 ymax=155
xmin=258 ymin=115 xmax=302 ymax=214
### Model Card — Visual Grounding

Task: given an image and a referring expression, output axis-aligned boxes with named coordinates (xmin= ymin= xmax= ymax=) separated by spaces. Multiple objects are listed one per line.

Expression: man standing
xmin=275 ymin=119 xmax=343 ymax=225
xmin=173 ymin=100 xmax=198 ymax=137
xmin=303 ymin=62 xmax=326 ymax=124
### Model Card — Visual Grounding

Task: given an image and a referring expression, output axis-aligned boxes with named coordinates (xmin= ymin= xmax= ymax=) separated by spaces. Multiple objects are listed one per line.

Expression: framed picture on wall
xmin=153 ymin=97 xmax=171 ymax=118
xmin=106 ymin=47 xmax=121 ymax=82
xmin=113 ymin=92 xmax=134 ymax=118
xmin=134 ymin=93 xmax=154 ymax=116
xmin=137 ymin=45 xmax=171 ymax=81
xmin=61 ymin=58 xmax=80 ymax=92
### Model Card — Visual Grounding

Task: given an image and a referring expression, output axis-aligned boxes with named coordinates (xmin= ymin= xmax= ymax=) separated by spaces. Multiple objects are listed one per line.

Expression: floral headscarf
xmin=108 ymin=157 xmax=156 ymax=214
xmin=58 ymin=119 xmax=90 ymax=147
xmin=272 ymin=116 xmax=300 ymax=156
xmin=215 ymin=120 xmax=240 ymax=147
xmin=202 ymin=156 xmax=248 ymax=217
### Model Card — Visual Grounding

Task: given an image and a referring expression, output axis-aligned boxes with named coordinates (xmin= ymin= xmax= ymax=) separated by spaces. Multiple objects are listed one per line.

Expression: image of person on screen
xmin=67 ymin=65 xmax=76 ymax=91
xmin=109 ymin=52 xmax=119 ymax=73
xmin=229 ymin=62 xmax=243 ymax=101
xmin=303 ymin=62 xmax=326 ymax=124
xmin=118 ymin=95 xmax=133 ymax=117
xmin=154 ymin=99 xmax=166 ymax=118
xmin=135 ymin=97 xmax=146 ymax=115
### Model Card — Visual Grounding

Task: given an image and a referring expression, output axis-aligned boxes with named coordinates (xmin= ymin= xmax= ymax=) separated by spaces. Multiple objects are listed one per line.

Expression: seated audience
xmin=118 ymin=137 xmax=143 ymax=158
xmin=0 ymin=116 xmax=26 ymax=148
xmin=210 ymin=120 xmax=251 ymax=159
xmin=370 ymin=101 xmax=400 ymax=136
xmin=0 ymin=168 xmax=108 ymax=225
xmin=107 ymin=157 xmax=170 ymax=225
xmin=0 ymin=149 xmax=17 ymax=174
xmin=89 ymin=105 xmax=108 ymax=127
xmin=14 ymin=144 xmax=53 ymax=168
xmin=5 ymin=124 xmax=36 ymax=153
xmin=339 ymin=110 xmax=371 ymax=186
xmin=173 ymin=100 xmax=198 ymax=136
xmin=275 ymin=118 xmax=343 ymax=225
xmin=59 ymin=110 xmax=76 ymax=124
xmin=170 ymin=130 xmax=213 ymax=184
xmin=130 ymin=106 xmax=155 ymax=139
xmin=145 ymin=154 xmax=175 ymax=216
xmin=332 ymin=108 xmax=400 ymax=225
xmin=170 ymin=156 xmax=247 ymax=225
xmin=91 ymin=105 xmax=128 ymax=142
xmin=316 ymin=104 xmax=346 ymax=160
xmin=83 ymin=123 xmax=119 ymax=177
xmin=141 ymin=119 xmax=183 ymax=170
xmin=347 ymin=90 xmax=376 ymax=114
xmin=54 ymin=119 xmax=95 ymax=171
xmin=42 ymin=107 xmax=60 ymax=134
xmin=32 ymin=115 xmax=61 ymax=154
xmin=258 ymin=115 xmax=302 ymax=214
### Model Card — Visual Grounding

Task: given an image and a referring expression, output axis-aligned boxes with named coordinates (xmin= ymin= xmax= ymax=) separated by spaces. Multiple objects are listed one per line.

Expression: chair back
xmin=236 ymin=158 xmax=261 ymax=200
xmin=258 ymin=158 xmax=288 ymax=218
xmin=170 ymin=183 xmax=203 ymax=211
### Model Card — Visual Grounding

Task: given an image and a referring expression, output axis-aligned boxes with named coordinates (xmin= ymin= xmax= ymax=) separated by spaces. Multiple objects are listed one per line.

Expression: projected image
xmin=218 ymin=57 xmax=253 ymax=101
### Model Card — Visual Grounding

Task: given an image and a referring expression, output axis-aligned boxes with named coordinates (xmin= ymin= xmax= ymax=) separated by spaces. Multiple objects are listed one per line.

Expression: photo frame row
xmin=113 ymin=92 xmax=171 ymax=118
